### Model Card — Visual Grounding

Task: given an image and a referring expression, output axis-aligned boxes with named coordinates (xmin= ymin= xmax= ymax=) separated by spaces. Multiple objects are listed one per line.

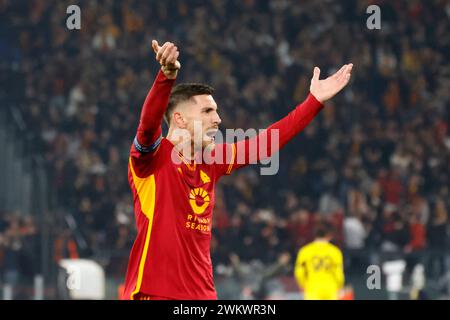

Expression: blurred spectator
xmin=53 ymin=229 xmax=79 ymax=263
xmin=343 ymin=213 xmax=367 ymax=273
xmin=0 ymin=214 xmax=40 ymax=299
xmin=426 ymin=198 xmax=448 ymax=279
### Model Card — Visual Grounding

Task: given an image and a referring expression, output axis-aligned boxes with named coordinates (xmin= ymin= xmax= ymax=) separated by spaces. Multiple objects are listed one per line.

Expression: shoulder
xmin=299 ymin=243 xmax=314 ymax=256
xmin=129 ymin=137 xmax=172 ymax=178
xmin=326 ymin=243 xmax=343 ymax=256
xmin=208 ymin=143 xmax=237 ymax=179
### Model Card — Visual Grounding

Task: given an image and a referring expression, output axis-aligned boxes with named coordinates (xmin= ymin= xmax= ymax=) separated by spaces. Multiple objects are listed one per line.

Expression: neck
xmin=167 ymin=128 xmax=196 ymax=161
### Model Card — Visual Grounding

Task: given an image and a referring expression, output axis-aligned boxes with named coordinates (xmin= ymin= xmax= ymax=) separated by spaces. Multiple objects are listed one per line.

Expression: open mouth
xmin=205 ymin=129 xmax=218 ymax=142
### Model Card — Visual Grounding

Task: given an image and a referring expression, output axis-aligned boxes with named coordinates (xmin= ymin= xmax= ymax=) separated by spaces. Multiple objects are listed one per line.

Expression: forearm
xmin=267 ymin=93 xmax=323 ymax=150
xmin=235 ymin=93 xmax=323 ymax=166
xmin=136 ymin=70 xmax=176 ymax=147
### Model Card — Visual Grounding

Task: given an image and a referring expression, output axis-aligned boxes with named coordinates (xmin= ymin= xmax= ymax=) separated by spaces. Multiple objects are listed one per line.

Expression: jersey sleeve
xmin=295 ymin=248 xmax=307 ymax=289
xmin=130 ymin=70 xmax=175 ymax=177
xmin=332 ymin=248 xmax=345 ymax=289
xmin=211 ymin=143 xmax=237 ymax=179
xmin=214 ymin=93 xmax=323 ymax=179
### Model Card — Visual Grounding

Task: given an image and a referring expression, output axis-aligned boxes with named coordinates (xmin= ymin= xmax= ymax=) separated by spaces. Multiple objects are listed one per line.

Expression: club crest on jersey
xmin=189 ymin=187 xmax=210 ymax=214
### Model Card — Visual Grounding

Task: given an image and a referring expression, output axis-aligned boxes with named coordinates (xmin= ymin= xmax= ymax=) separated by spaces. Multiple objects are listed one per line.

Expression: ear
xmin=173 ymin=112 xmax=187 ymax=129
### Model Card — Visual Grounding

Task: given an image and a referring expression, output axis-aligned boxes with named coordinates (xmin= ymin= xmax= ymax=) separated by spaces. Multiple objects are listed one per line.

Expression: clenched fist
xmin=152 ymin=40 xmax=181 ymax=79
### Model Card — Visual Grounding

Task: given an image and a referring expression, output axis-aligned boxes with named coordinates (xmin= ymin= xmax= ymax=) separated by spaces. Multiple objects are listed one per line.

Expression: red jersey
xmin=122 ymin=70 xmax=323 ymax=300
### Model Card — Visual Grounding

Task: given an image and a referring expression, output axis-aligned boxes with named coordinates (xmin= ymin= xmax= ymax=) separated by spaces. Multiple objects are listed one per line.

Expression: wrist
xmin=161 ymin=63 xmax=180 ymax=79
xmin=161 ymin=66 xmax=178 ymax=79
xmin=308 ymin=92 xmax=324 ymax=106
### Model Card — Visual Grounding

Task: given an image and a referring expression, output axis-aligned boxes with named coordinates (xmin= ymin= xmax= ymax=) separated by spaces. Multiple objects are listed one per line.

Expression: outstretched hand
xmin=152 ymin=40 xmax=181 ymax=79
xmin=309 ymin=64 xmax=353 ymax=103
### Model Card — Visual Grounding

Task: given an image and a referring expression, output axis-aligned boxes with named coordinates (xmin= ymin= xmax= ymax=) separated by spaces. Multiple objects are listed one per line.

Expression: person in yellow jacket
xmin=295 ymin=221 xmax=345 ymax=300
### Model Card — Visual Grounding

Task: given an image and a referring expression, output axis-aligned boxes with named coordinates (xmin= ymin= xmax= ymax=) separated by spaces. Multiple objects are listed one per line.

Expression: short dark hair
xmin=164 ymin=83 xmax=215 ymax=125
xmin=314 ymin=221 xmax=334 ymax=238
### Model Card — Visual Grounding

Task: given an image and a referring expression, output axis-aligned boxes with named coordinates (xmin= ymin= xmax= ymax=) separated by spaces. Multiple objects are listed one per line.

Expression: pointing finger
xmin=151 ymin=40 xmax=160 ymax=55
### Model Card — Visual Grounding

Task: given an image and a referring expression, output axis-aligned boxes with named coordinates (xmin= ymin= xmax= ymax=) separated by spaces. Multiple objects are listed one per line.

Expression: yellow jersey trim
xmin=128 ymin=157 xmax=156 ymax=300
xmin=226 ymin=144 xmax=236 ymax=174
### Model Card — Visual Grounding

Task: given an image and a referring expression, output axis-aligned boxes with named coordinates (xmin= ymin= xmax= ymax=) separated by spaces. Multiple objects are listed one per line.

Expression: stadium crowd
xmin=1 ymin=0 xmax=449 ymax=298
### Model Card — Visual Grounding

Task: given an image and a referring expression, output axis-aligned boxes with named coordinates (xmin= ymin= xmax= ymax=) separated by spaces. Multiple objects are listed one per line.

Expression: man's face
xmin=175 ymin=94 xmax=222 ymax=150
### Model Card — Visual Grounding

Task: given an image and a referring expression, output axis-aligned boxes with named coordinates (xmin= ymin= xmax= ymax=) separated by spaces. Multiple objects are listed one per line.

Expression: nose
xmin=212 ymin=111 xmax=221 ymax=126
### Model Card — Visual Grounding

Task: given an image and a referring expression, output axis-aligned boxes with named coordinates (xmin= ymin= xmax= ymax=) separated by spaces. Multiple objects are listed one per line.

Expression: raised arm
xmin=217 ymin=64 xmax=353 ymax=175
xmin=134 ymin=41 xmax=181 ymax=153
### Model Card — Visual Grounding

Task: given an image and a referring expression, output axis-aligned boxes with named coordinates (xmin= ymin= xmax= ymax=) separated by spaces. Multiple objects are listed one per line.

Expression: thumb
xmin=312 ymin=67 xmax=320 ymax=81
xmin=152 ymin=40 xmax=160 ymax=54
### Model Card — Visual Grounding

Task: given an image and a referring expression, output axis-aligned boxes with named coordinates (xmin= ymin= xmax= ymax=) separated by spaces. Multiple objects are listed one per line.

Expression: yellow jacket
xmin=295 ymin=240 xmax=345 ymax=300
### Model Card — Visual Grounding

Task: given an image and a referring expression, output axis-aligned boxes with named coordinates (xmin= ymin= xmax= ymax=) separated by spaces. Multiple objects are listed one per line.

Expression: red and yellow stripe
xmin=128 ymin=157 xmax=157 ymax=300
xmin=226 ymin=143 xmax=236 ymax=174
xmin=177 ymin=152 xmax=196 ymax=171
